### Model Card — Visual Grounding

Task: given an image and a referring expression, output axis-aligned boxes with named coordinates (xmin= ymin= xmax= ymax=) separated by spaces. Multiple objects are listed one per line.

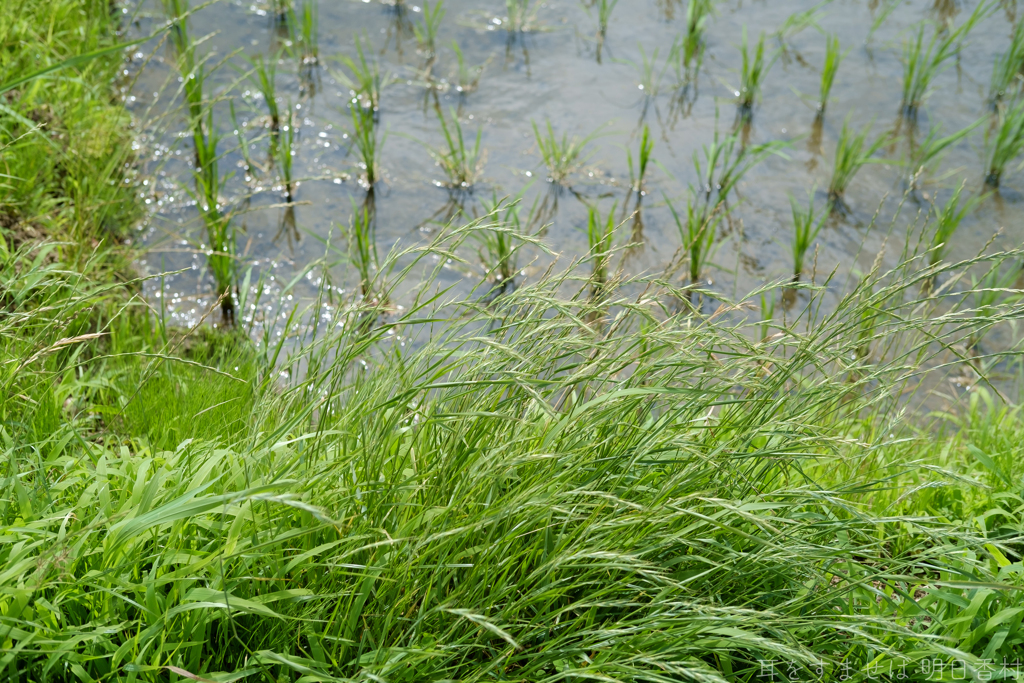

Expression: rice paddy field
xmin=7 ymin=0 xmax=1024 ymax=681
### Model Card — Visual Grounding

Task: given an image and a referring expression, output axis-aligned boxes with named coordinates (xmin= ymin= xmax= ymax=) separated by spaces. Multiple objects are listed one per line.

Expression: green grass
xmin=586 ymin=200 xmax=617 ymax=293
xmin=350 ymin=101 xmax=384 ymax=188
xmin=627 ymin=123 xmax=653 ymax=195
xmin=12 ymin=2 xmax=1024 ymax=681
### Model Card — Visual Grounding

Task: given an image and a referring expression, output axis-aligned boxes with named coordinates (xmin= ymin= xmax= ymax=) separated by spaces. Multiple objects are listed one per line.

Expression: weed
xmin=985 ymin=97 xmax=1024 ymax=186
xmin=790 ymin=192 xmax=825 ymax=280
xmin=428 ymin=107 xmax=484 ymax=190
xmin=828 ymin=117 xmax=887 ymax=207
xmin=334 ymin=36 xmax=394 ymax=113
xmin=627 ymin=124 xmax=653 ymax=195
xmin=818 ymin=33 xmax=842 ymax=114
xmin=532 ymin=119 xmax=602 ymax=185
xmin=737 ymin=28 xmax=771 ymax=116
xmin=350 ymin=101 xmax=384 ymax=188
xmin=414 ymin=0 xmax=445 ymax=61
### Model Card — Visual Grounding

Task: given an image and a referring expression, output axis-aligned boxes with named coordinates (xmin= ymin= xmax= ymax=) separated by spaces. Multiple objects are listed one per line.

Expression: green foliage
xmin=246 ymin=51 xmax=281 ymax=133
xmin=907 ymin=118 xmax=981 ymax=190
xmin=665 ymin=191 xmax=722 ymax=287
xmin=451 ymin=40 xmax=485 ymax=95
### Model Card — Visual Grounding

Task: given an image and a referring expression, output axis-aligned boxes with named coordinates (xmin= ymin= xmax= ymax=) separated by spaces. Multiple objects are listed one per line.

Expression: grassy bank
xmin=5 ymin=2 xmax=1024 ymax=682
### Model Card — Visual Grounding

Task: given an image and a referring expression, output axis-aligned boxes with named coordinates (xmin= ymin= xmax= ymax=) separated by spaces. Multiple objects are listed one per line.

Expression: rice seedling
xmin=347 ymin=199 xmax=384 ymax=304
xmin=504 ymin=0 xmax=540 ymax=33
xmin=427 ymin=106 xmax=484 ymax=190
xmin=901 ymin=4 xmax=986 ymax=118
xmin=270 ymin=0 xmax=292 ymax=23
xmin=789 ymin=192 xmax=826 ymax=280
xmin=928 ymin=182 xmax=980 ymax=266
xmin=985 ymin=97 xmax=1024 ymax=186
xmin=828 ymin=117 xmax=887 ymax=208
xmin=680 ymin=0 xmax=714 ymax=67
xmin=451 ymin=40 xmax=486 ymax=95
xmin=631 ymin=44 xmax=668 ymax=101
xmin=192 ymin=109 xmax=237 ymax=322
xmin=476 ymin=196 xmax=525 ymax=288
xmin=290 ymin=0 xmax=319 ymax=66
xmin=350 ymin=101 xmax=384 ymax=187
xmin=817 ymin=33 xmax=842 ymax=114
xmin=627 ymin=123 xmax=653 ymax=196
xmin=968 ymin=261 xmax=1021 ymax=352
xmin=229 ymin=100 xmax=257 ymax=181
xmin=759 ymin=290 xmax=775 ymax=341
xmin=531 ymin=119 xmax=603 ymax=185
xmin=589 ymin=0 xmax=619 ymax=61
xmin=988 ymin=22 xmax=1024 ymax=109
xmin=866 ymin=0 xmax=899 ymax=44
xmin=737 ymin=27 xmax=771 ymax=117
xmin=334 ymin=35 xmax=394 ymax=114
xmin=246 ymin=52 xmax=281 ymax=134
xmin=414 ymin=0 xmax=445 ymax=63
xmin=692 ymin=126 xmax=788 ymax=213
xmin=665 ymin=191 xmax=723 ymax=291
xmin=278 ymin=105 xmax=296 ymax=201
xmin=587 ymin=201 xmax=617 ymax=294
xmin=775 ymin=1 xmax=830 ymax=46
xmin=906 ymin=118 xmax=981 ymax=191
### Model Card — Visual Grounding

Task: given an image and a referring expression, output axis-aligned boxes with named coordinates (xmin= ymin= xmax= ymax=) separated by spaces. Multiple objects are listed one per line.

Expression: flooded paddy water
xmin=124 ymin=0 xmax=1024 ymax=401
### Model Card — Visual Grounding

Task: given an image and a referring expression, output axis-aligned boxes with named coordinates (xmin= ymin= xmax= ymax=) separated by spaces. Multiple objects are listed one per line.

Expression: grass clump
xmin=828 ymin=117 xmax=887 ymax=208
xmin=985 ymin=97 xmax=1024 ymax=187
xmin=531 ymin=119 xmax=602 ymax=185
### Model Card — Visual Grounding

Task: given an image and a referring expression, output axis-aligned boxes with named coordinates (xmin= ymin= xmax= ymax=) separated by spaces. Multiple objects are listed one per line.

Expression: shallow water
xmin=125 ymin=0 xmax=1023 ymax=398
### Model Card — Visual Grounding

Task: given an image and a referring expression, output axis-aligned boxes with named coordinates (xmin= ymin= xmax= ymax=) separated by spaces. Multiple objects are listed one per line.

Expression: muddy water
xmin=125 ymin=0 xmax=1023 ymax=394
